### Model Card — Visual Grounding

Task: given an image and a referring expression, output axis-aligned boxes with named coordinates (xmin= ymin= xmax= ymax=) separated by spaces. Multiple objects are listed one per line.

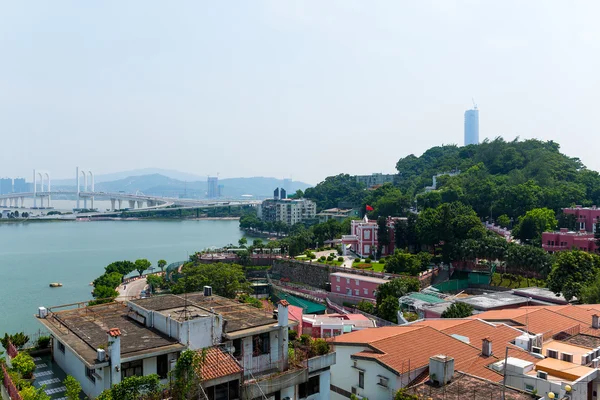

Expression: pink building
xmin=330 ymin=272 xmax=388 ymax=300
xmin=302 ymin=313 xmax=376 ymax=338
xmin=542 ymin=228 xmax=598 ymax=253
xmin=562 ymin=206 xmax=600 ymax=232
xmin=341 ymin=215 xmax=405 ymax=258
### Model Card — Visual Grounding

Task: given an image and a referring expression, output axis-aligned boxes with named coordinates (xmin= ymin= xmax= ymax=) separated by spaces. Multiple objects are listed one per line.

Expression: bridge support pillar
xmin=118 ymin=199 xmax=123 ymax=210
xmin=90 ymin=197 xmax=94 ymax=210
xmin=110 ymin=199 xmax=116 ymax=211
xmin=20 ymin=197 xmax=25 ymax=208
xmin=137 ymin=200 xmax=144 ymax=209
xmin=129 ymin=200 xmax=136 ymax=209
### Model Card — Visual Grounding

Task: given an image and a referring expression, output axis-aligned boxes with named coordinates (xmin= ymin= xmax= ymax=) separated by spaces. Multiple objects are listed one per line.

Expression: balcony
xmin=308 ymin=352 xmax=336 ymax=373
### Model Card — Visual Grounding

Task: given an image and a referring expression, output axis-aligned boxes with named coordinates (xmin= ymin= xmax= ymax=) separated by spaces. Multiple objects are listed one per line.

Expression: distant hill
xmin=52 ymin=168 xmax=206 ymax=185
xmin=53 ymin=174 xmax=311 ymax=199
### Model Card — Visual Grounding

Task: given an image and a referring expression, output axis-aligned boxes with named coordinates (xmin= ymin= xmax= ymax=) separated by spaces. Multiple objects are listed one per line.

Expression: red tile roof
xmin=108 ymin=328 xmax=121 ymax=337
xmin=197 ymin=347 xmax=243 ymax=381
xmin=288 ymin=305 xmax=303 ymax=322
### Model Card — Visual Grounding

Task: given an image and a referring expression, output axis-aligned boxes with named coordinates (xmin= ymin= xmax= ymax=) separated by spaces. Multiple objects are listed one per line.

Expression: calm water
xmin=0 ymin=220 xmax=251 ymax=335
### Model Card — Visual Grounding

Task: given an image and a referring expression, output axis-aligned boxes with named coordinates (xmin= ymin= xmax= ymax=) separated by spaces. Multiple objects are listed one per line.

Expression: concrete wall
xmin=331 ymin=275 xmax=380 ymax=299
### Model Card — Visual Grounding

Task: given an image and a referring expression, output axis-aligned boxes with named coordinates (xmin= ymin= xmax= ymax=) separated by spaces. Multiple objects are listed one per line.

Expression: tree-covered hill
xmin=398 ymin=138 xmax=600 ymax=218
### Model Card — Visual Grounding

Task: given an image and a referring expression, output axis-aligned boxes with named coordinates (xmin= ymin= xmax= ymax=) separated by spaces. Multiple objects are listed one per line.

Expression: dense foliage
xmin=171 ymin=262 xmax=250 ymax=297
xmin=547 ymin=250 xmax=600 ymax=301
xmin=304 ymin=174 xmax=367 ymax=211
xmin=97 ymin=374 xmax=162 ymax=400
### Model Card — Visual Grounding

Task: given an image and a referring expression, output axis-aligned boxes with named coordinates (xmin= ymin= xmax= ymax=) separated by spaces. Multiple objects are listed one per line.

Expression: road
xmin=116 ymin=277 xmax=147 ymax=301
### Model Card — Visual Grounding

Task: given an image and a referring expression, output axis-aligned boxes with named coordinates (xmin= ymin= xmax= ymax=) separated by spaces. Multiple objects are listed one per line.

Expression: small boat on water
xmin=49 ymin=282 xmax=63 ymax=288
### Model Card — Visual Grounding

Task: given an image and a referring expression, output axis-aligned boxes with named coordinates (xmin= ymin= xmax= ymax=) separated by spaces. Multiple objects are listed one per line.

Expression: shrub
xmin=330 ymin=253 xmax=335 ymax=257
xmin=337 ymin=257 xmax=344 ymax=262
xmin=288 ymin=330 xmax=298 ymax=341
xmin=403 ymin=312 xmax=419 ymax=322
xmin=300 ymin=334 xmax=312 ymax=345
xmin=19 ymin=385 xmax=50 ymax=400
xmin=12 ymin=353 xmax=36 ymax=379
xmin=36 ymin=336 xmax=51 ymax=349
xmin=365 ymin=258 xmax=372 ymax=264
xmin=379 ymin=258 xmax=386 ymax=264
xmin=319 ymin=256 xmax=326 ymax=261
xmin=327 ymin=256 xmax=334 ymax=262
xmin=64 ymin=375 xmax=81 ymax=400
xmin=309 ymin=338 xmax=330 ymax=357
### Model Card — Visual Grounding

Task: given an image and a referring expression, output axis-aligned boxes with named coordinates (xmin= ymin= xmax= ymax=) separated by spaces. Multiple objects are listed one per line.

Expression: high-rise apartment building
xmin=258 ymin=188 xmax=316 ymax=225
xmin=0 ymin=178 xmax=12 ymax=194
xmin=464 ymin=107 xmax=479 ymax=146
xmin=207 ymin=176 xmax=219 ymax=198
xmin=13 ymin=178 xmax=29 ymax=193
xmin=355 ymin=173 xmax=396 ymax=188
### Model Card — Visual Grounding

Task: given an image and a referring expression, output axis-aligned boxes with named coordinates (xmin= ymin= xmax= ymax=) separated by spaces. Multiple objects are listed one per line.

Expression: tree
xmin=104 ymin=261 xmax=136 ymax=275
xmin=63 ymin=376 xmax=81 ymax=400
xmin=441 ymin=302 xmax=474 ymax=318
xmin=547 ymin=250 xmax=600 ymax=301
xmin=146 ymin=274 xmax=167 ymax=292
xmin=93 ymin=272 xmax=123 ymax=289
xmin=91 ymin=286 xmax=119 ymax=303
xmin=157 ymin=259 xmax=167 ymax=271
xmin=377 ymin=296 xmax=399 ymax=324
xmin=238 ymin=237 xmax=247 ymax=247
xmin=376 ymin=216 xmax=390 ymax=258
xmin=496 ymin=214 xmax=511 ymax=228
xmin=134 ymin=259 xmax=151 ymax=276
xmin=513 ymin=208 xmax=557 ymax=244
xmin=19 ymin=386 xmax=50 ymax=400
xmin=384 ymin=251 xmax=421 ymax=276
xmin=596 ymin=222 xmax=600 ymax=253
xmin=97 ymin=374 xmax=161 ymax=400
xmin=375 ymin=277 xmax=420 ymax=306
xmin=171 ymin=262 xmax=251 ymax=298
xmin=581 ymin=273 xmax=600 ymax=304
xmin=355 ymin=300 xmax=375 ymax=314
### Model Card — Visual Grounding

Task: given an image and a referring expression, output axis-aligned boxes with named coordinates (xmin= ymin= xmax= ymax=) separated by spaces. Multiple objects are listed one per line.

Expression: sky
xmin=1 ymin=1 xmax=599 ymax=185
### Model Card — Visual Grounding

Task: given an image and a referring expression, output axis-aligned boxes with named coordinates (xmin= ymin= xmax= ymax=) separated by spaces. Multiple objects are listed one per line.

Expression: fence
xmin=2 ymin=349 xmax=22 ymax=400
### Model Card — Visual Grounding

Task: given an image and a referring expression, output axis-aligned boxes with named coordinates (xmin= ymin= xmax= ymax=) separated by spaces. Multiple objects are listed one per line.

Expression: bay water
xmin=0 ymin=219 xmax=251 ymax=335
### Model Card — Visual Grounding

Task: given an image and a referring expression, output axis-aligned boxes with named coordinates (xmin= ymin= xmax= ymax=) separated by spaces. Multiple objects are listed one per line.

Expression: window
xmin=121 ymin=360 xmax=143 ymax=379
xmin=359 ymin=371 xmax=365 ymax=389
xmin=355 ymin=289 xmax=359 ymax=296
xmin=157 ymin=354 xmax=169 ymax=379
xmin=355 ymin=279 xmax=359 ymax=286
xmin=299 ymin=375 xmax=320 ymax=398
xmin=346 ymin=288 xmax=352 ymax=295
xmin=363 ymin=288 xmax=368 ymax=295
xmin=336 ymin=285 xmax=340 ymax=292
xmin=346 ymin=278 xmax=350 ymax=284
xmin=252 ymin=332 xmax=270 ymax=356
xmin=58 ymin=341 xmax=65 ymax=354
xmin=232 ymin=338 xmax=242 ymax=358
xmin=85 ymin=366 xmax=96 ymax=383
xmin=364 ymin=230 xmax=370 ymax=239
xmin=525 ymin=384 xmax=534 ymax=392
xmin=336 ymin=276 xmax=340 ymax=283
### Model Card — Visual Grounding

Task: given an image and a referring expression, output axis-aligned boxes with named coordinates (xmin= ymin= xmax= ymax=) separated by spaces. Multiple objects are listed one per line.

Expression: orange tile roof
xmin=331 ymin=325 xmax=423 ymax=344
xmin=197 ymin=347 xmax=242 ymax=381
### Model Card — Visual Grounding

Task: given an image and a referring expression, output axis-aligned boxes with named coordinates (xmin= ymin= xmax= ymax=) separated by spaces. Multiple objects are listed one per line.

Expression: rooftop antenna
xmin=472 ymin=97 xmax=478 ymax=110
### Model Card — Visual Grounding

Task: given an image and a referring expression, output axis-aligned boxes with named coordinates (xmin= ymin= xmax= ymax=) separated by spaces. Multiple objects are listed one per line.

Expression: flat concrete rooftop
xmin=131 ymin=293 xmax=277 ymax=333
xmin=512 ymin=287 xmax=569 ymax=304
xmin=38 ymin=302 xmax=184 ymax=367
xmin=457 ymin=292 xmax=529 ymax=310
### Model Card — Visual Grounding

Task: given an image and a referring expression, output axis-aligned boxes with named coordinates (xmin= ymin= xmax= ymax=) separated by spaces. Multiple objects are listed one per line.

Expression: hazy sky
xmin=1 ymin=1 xmax=599 ymax=184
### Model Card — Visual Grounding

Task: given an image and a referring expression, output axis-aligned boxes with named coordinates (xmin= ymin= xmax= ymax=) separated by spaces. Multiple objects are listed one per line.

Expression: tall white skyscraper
xmin=464 ymin=107 xmax=479 ymax=146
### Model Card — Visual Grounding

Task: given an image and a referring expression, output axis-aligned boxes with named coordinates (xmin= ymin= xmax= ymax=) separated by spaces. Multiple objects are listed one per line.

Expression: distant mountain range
xmin=52 ymin=168 xmax=207 ymax=185
xmin=52 ymin=173 xmax=311 ymax=199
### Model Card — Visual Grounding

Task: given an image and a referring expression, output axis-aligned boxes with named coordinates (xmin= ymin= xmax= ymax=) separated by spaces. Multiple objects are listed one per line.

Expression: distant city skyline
xmin=1 ymin=2 xmax=599 ymax=182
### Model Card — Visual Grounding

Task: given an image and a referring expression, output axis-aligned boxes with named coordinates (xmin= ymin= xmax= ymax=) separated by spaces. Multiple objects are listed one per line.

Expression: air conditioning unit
xmin=546 ymin=349 xmax=558 ymax=359
xmin=537 ymin=371 xmax=548 ymax=380
xmin=204 ymin=286 xmax=213 ymax=296
xmin=38 ymin=307 xmax=48 ymax=319
xmin=561 ymin=352 xmax=573 ymax=363
xmin=531 ymin=346 xmax=542 ymax=355
xmin=97 ymin=348 xmax=106 ymax=362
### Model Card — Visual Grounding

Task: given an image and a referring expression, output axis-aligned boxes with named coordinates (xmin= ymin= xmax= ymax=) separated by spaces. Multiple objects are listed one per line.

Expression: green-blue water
xmin=0 ymin=220 xmax=250 ymax=335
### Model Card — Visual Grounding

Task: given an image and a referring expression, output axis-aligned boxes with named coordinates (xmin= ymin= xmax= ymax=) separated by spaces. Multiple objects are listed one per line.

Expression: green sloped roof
xmin=407 ymin=292 xmax=446 ymax=304
xmin=276 ymin=293 xmax=326 ymax=314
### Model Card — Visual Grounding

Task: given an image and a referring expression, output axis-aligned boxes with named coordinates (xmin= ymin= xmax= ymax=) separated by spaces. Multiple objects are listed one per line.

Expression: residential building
xmin=317 ymin=208 xmax=359 ymax=223
xmin=37 ymin=292 xmax=335 ymax=400
xmin=354 ymin=173 xmax=396 ymax=188
xmin=464 ymin=107 xmax=479 ymax=146
xmin=207 ymin=176 xmax=219 ymax=198
xmin=302 ymin=313 xmax=376 ymax=338
xmin=562 ymin=205 xmax=600 ymax=232
xmin=0 ymin=178 xmax=12 ymax=194
xmin=542 ymin=228 xmax=598 ymax=253
xmin=330 ymin=272 xmax=388 ymax=300
xmin=13 ymin=178 xmax=28 ymax=193
xmin=341 ymin=215 xmax=404 ymax=258
xmin=257 ymin=194 xmax=317 ymax=225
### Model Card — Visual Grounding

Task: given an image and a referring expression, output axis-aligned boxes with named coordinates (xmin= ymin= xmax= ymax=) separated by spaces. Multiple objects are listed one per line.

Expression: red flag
xmin=366 ymin=205 xmax=374 ymax=211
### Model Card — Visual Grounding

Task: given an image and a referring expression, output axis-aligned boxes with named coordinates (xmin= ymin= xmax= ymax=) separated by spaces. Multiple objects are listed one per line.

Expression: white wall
xmin=143 ymin=357 xmax=157 ymax=376
xmin=52 ymin=337 xmax=106 ymax=399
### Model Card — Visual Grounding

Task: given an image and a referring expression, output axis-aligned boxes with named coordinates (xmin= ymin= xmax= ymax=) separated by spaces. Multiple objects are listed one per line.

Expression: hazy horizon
xmin=1 ymin=1 xmax=599 ymax=183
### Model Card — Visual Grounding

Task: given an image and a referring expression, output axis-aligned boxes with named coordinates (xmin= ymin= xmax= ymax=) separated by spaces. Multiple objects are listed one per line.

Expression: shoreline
xmin=0 ymin=216 xmax=241 ymax=223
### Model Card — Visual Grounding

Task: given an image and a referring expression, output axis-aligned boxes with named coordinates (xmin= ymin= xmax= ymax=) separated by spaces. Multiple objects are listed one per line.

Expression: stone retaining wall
xmin=271 ymin=260 xmax=331 ymax=289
